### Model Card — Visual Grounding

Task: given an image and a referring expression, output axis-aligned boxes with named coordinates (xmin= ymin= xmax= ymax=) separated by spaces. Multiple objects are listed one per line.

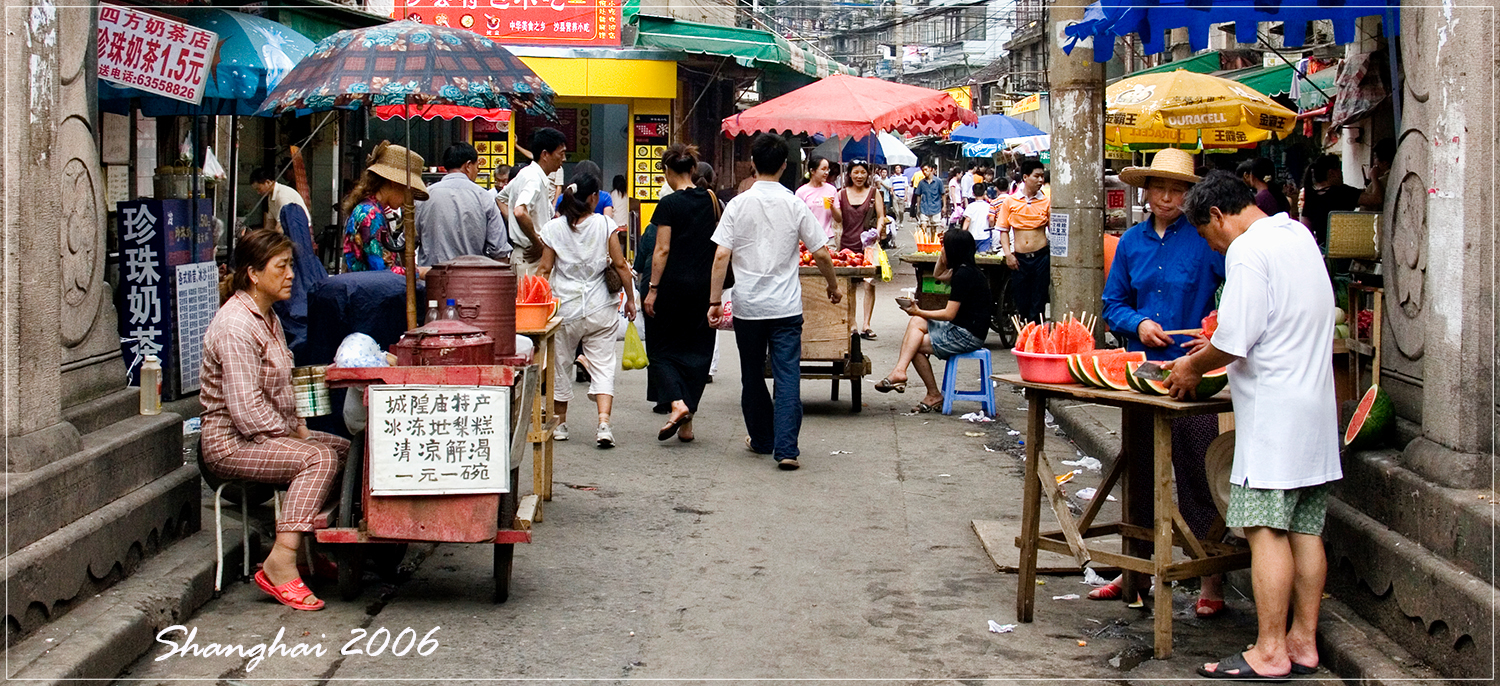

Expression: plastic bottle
xmin=139 ymin=355 xmax=162 ymax=415
xmin=425 ymin=299 xmax=439 ymax=324
xmin=444 ymin=298 xmax=458 ymax=320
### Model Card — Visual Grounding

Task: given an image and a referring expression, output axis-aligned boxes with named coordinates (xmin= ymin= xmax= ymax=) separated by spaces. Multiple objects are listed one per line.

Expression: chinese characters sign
xmin=394 ymin=0 xmax=620 ymax=47
xmin=97 ymin=3 xmax=215 ymax=105
xmin=368 ymin=385 xmax=511 ymax=496
xmin=116 ymin=199 xmax=212 ymax=397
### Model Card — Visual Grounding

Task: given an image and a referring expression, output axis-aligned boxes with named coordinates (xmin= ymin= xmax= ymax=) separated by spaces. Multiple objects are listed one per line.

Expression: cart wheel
xmin=335 ymin=545 xmax=363 ymax=601
xmin=493 ymin=543 xmax=514 ymax=603
xmin=370 ymin=543 xmax=408 ymax=581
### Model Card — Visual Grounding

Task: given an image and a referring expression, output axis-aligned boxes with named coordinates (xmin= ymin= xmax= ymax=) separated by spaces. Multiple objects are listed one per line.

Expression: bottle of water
xmin=444 ymin=298 xmax=458 ymax=320
xmin=139 ymin=355 xmax=162 ymax=415
xmin=425 ymin=299 xmax=439 ymax=324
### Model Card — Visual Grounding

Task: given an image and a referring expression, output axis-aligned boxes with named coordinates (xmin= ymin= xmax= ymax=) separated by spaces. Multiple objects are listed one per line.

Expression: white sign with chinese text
xmin=97 ymin=3 xmax=215 ymax=105
xmin=1049 ymin=211 xmax=1070 ymax=258
xmin=174 ymin=262 xmax=219 ymax=393
xmin=367 ymin=385 xmax=511 ymax=496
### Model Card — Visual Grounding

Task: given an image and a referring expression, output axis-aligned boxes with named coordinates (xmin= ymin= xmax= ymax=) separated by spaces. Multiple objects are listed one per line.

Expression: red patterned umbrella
xmin=722 ymin=74 xmax=976 ymax=138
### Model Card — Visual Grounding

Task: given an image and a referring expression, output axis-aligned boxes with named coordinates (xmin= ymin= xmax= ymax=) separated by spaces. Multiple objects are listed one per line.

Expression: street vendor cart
xmin=899 ymin=251 xmax=1019 ymax=348
xmin=778 ymin=266 xmax=877 ymax=412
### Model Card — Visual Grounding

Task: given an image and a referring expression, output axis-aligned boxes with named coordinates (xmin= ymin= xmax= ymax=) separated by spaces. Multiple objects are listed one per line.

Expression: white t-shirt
xmin=960 ymin=171 xmax=976 ymax=199
xmin=1212 ymin=214 xmax=1341 ymax=489
xmin=267 ymin=183 xmax=308 ymax=229
xmin=609 ymin=189 xmax=628 ymax=227
xmin=538 ymin=213 xmax=615 ymax=322
xmin=712 ymin=181 xmax=828 ymax=320
xmin=962 ymin=200 xmax=992 ymax=241
xmin=504 ymin=162 xmax=555 ymax=252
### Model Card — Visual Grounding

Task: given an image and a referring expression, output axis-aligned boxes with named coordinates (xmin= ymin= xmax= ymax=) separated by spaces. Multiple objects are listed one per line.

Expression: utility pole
xmin=1045 ymin=0 xmax=1104 ymax=332
xmin=893 ymin=0 xmax=903 ymax=82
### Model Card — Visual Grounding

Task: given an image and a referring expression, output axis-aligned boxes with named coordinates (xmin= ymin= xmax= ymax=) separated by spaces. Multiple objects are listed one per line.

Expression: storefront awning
xmin=1063 ymin=0 xmax=1400 ymax=62
xmin=631 ymin=14 xmax=856 ymax=79
xmin=1108 ymin=50 xmax=1220 ymax=84
xmin=1297 ymin=66 xmax=1339 ymax=110
xmin=1220 ymin=62 xmax=1296 ymax=97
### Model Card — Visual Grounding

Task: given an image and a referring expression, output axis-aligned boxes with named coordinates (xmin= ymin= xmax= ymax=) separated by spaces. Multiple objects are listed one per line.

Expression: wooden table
xmin=995 ymin=374 xmax=1247 ymax=659
xmin=518 ymin=316 xmax=562 ymax=518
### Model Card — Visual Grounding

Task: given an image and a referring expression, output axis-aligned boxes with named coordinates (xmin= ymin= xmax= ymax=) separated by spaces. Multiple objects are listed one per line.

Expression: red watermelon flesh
xmin=1016 ymin=323 xmax=1036 ymax=352
xmin=1344 ymin=385 xmax=1394 ymax=449
xmin=1092 ymin=351 xmax=1148 ymax=390
xmin=1202 ymin=310 xmax=1219 ymax=338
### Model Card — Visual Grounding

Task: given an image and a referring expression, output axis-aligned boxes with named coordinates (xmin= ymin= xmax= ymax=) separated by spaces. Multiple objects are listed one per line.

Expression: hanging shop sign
xmin=1007 ymin=92 xmax=1043 ymax=116
xmin=394 ymin=0 xmax=620 ymax=47
xmin=367 ymin=385 xmax=512 ymax=496
xmin=97 ymin=3 xmax=216 ymax=105
xmin=116 ymin=199 xmax=216 ymax=397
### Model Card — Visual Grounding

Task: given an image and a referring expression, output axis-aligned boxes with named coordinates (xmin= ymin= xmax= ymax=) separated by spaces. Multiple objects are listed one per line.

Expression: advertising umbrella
xmin=950 ymin=113 xmax=1047 ymax=145
xmin=259 ymin=19 xmax=556 ymax=327
xmin=812 ymin=132 xmax=919 ymax=166
xmin=1105 ymin=69 xmax=1296 ymax=150
xmin=721 ymin=74 xmax=976 ymax=138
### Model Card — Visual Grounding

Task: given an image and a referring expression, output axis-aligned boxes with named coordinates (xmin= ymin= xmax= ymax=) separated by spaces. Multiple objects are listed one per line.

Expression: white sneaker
xmin=596 ymin=423 xmax=615 ymax=448
xmin=553 ymin=423 xmax=569 ymax=441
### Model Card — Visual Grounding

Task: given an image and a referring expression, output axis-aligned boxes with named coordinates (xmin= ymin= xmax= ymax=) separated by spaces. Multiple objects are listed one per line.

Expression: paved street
xmin=116 ymin=244 xmax=1316 ymax=684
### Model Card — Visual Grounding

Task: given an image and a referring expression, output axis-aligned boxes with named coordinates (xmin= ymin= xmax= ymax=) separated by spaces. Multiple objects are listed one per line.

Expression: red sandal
xmin=1087 ymin=580 xmax=1122 ymax=600
xmin=1195 ymin=598 xmax=1225 ymax=618
xmin=254 ymin=569 xmax=325 ymax=611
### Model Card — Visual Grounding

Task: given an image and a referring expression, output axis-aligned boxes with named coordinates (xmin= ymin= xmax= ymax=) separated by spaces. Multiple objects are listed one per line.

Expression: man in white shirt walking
xmin=416 ymin=142 xmax=509 ymax=267
xmin=708 ymin=133 xmax=842 ymax=471
xmin=1164 ymin=171 xmax=1341 ymax=680
xmin=502 ymin=128 xmax=567 ymax=276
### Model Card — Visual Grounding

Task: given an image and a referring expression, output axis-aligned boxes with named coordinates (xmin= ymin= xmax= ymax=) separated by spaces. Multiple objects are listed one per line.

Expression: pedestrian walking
xmin=707 ymin=133 xmax=842 ymax=471
xmin=609 ymin=175 xmax=630 ymax=229
xmin=837 ymin=159 xmax=886 ymax=340
xmin=912 ymin=161 xmax=944 ymax=237
xmin=1236 ymin=157 xmax=1291 ymax=218
xmin=961 ymin=182 xmax=995 ymax=252
xmin=946 ymin=167 xmax=963 ymax=216
xmin=1297 ymin=153 xmax=1360 ymax=247
xmin=995 ymin=158 xmax=1050 ymax=323
xmin=504 ymin=127 xmax=566 ymax=276
xmin=642 ymin=145 xmax=720 ymax=443
xmin=341 ymin=141 xmax=428 ymax=275
xmin=416 ymin=142 xmax=509 ymax=267
xmin=1165 ymin=171 xmax=1341 ymax=680
xmin=887 ymin=165 xmax=909 ymax=231
xmin=537 ymin=173 xmax=637 ymax=448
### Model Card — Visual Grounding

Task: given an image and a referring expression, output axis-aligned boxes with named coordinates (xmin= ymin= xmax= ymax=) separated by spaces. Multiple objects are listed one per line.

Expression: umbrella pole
xmin=403 ymin=97 xmax=417 ymax=330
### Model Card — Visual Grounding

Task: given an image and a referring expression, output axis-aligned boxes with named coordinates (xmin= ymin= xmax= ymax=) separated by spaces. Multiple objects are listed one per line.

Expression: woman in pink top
xmin=795 ymin=155 xmax=841 ymax=241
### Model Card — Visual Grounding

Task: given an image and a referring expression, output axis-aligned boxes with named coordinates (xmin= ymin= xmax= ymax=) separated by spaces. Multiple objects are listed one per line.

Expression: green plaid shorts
xmin=1225 ymin=483 xmax=1333 ymax=535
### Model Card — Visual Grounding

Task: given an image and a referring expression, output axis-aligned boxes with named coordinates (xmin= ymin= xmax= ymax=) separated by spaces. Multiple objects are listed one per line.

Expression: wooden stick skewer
xmin=1161 ymin=328 xmax=1203 ymax=336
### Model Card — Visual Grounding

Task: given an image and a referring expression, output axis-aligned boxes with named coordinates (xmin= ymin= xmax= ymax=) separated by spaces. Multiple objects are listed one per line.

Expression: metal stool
xmin=939 ymin=348 xmax=996 ymax=416
xmin=194 ymin=438 xmax=284 ymax=592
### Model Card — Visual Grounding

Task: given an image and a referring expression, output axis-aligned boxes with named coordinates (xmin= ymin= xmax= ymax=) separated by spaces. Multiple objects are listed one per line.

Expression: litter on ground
xmin=960 ymin=412 xmax=994 ymax=423
xmin=1073 ymin=487 xmax=1117 ymax=502
xmin=1062 ymin=456 xmax=1103 ymax=472
xmin=988 ymin=621 xmax=1016 ymax=634
xmin=1053 ymin=594 xmax=1080 ymax=600
xmin=1083 ymin=568 xmax=1110 ymax=587
xmin=964 ymin=431 xmax=985 ymax=437
xmin=830 ymin=450 xmax=851 ymax=455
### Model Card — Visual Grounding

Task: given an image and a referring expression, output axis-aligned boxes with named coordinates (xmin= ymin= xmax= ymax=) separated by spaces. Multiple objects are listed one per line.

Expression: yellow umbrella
xmin=1105 ymin=69 xmax=1297 ymax=151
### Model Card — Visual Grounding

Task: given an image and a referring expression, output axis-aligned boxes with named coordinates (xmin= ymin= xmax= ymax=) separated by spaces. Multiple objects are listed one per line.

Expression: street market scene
xmin=1 ymin=0 xmax=1493 ymax=682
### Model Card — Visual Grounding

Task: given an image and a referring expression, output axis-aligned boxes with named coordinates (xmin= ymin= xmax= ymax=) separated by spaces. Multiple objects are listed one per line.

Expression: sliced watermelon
xmin=1127 ymin=362 xmax=1229 ymax=398
xmin=1092 ymin=351 xmax=1146 ymax=391
xmin=1066 ymin=355 xmax=1092 ymax=385
xmin=1344 ymin=385 xmax=1394 ymax=449
xmin=1202 ymin=310 xmax=1219 ymax=339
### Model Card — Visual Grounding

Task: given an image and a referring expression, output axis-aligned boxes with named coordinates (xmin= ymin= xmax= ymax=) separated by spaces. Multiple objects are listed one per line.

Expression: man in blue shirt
xmin=913 ymin=161 xmax=944 ymax=236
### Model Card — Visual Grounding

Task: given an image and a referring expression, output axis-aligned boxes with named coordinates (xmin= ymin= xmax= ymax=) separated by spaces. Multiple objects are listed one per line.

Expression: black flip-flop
xmin=1196 ymin=653 xmax=1290 ymax=681
xmin=1290 ymin=663 xmax=1318 ymax=675
xmin=860 ymin=329 xmax=878 ymax=340
xmin=658 ymin=413 xmax=692 ymax=441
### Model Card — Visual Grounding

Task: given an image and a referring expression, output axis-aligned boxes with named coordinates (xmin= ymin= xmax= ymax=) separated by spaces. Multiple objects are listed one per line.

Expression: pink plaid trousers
xmin=204 ymin=431 xmax=350 ymax=532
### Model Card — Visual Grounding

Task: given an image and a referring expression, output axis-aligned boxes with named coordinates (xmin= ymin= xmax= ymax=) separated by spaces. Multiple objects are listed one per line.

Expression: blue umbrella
xmin=950 ymin=114 xmax=1047 ymax=145
xmin=99 ymin=9 xmax=315 ymax=116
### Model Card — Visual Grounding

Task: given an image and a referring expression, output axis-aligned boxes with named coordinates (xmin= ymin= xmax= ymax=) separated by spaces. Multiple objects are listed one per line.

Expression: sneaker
xmin=776 ymin=458 xmax=800 ymax=471
xmin=596 ymin=423 xmax=615 ymax=448
xmin=553 ymin=423 xmax=569 ymax=441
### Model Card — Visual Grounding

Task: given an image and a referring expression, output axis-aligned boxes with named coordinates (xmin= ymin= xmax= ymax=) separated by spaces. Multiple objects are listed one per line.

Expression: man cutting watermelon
xmin=1165 ymin=171 xmax=1341 ymax=681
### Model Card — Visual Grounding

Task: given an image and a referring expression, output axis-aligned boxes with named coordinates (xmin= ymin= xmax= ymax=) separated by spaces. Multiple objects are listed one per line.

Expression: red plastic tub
xmin=1012 ymin=349 xmax=1077 ymax=384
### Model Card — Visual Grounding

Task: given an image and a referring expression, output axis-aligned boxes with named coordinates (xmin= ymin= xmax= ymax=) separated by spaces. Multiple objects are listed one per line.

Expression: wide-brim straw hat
xmin=1118 ymin=147 xmax=1201 ymax=188
xmin=1205 ymin=431 xmax=1239 ymax=535
xmin=366 ymin=142 xmax=430 ymax=200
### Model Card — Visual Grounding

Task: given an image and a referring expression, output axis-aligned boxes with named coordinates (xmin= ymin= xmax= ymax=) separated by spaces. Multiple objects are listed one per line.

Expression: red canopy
xmin=374 ymin=104 xmax=512 ymax=122
xmin=721 ymin=74 xmax=977 ymax=138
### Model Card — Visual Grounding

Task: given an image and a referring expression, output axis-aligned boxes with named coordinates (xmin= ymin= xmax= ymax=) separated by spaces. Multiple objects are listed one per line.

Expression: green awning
xmin=1219 ymin=62 xmax=1296 ymax=97
xmin=1297 ymin=66 xmax=1339 ymax=110
xmin=1109 ymin=50 xmax=1220 ymax=84
xmin=274 ymin=1 xmax=390 ymax=43
xmin=631 ymin=14 xmax=855 ymax=79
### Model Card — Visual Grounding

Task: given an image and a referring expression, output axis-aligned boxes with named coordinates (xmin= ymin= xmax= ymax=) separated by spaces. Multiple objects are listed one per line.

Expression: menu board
xmin=174 ymin=262 xmax=219 ymax=394
xmin=367 ymin=385 xmax=512 ymax=496
xmin=632 ymin=114 xmax=669 ymax=201
xmin=472 ymin=121 xmax=510 ymax=190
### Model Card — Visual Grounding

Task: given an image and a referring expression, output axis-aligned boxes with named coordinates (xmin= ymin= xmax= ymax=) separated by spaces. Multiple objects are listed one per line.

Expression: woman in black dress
xmin=642 ymin=144 xmax=720 ymax=442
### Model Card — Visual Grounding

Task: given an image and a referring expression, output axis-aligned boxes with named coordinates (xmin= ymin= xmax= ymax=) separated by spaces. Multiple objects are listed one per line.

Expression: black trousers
xmin=1012 ymin=247 xmax=1050 ymax=323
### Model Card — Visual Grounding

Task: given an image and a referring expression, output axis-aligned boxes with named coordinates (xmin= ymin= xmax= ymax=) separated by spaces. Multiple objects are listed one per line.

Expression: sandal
xmin=874 ymin=378 xmax=906 ymax=394
xmin=658 ymin=412 xmax=692 ymax=441
xmin=1195 ymin=598 xmax=1225 ymax=618
xmin=254 ymin=569 xmax=325 ymax=611
xmin=913 ymin=401 xmax=940 ymax=413
xmin=860 ymin=329 xmax=878 ymax=340
xmin=1196 ymin=652 xmax=1289 ymax=681
xmin=678 ymin=419 xmax=694 ymax=443
xmin=1087 ymin=581 xmax=1122 ymax=600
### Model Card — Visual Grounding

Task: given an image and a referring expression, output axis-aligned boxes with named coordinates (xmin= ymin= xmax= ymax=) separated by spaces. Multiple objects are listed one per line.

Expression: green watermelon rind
xmin=1066 ymin=355 xmax=1092 ymax=386
xmin=1126 ymin=362 xmax=1229 ymax=398
xmin=1344 ymin=385 xmax=1394 ymax=450
xmin=1093 ymin=353 xmax=1142 ymax=391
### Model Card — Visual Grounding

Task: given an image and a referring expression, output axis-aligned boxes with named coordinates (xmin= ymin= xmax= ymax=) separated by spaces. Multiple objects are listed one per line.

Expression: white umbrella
xmin=1006 ymin=134 xmax=1051 ymax=155
xmin=811 ymin=132 xmax=919 ymax=167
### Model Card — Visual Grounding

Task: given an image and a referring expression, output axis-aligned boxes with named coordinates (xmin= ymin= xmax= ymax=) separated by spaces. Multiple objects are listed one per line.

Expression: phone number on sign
xmin=104 ymin=68 xmax=198 ymax=99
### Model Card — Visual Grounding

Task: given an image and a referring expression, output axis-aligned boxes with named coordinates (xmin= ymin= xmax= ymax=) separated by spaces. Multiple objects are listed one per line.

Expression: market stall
xmin=898 ymin=251 xmax=1020 ymax=349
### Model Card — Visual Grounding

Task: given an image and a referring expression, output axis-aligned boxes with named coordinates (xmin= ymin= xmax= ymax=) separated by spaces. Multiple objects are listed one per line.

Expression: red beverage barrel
xmin=424 ymin=256 xmax=517 ymax=360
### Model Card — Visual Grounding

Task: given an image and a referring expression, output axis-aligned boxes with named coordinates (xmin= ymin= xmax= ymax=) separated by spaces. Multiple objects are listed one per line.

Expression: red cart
xmin=322 ymin=363 xmax=540 ymax=602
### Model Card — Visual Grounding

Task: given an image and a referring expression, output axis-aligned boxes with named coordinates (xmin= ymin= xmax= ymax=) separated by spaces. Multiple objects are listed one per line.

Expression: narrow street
xmin=116 ymin=251 xmax=1320 ymax=684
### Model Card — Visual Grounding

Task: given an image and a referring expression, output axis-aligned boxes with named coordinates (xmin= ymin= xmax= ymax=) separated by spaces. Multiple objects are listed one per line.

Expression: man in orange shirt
xmin=996 ymin=158 xmax=1051 ymax=323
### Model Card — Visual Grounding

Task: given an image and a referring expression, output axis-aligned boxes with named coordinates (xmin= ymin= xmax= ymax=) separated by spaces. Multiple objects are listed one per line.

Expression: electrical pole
xmin=1045 ymin=0 xmax=1104 ymax=333
xmin=893 ymin=0 xmax=903 ymax=82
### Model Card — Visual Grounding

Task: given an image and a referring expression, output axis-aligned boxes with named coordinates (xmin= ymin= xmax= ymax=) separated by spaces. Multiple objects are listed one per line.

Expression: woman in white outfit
xmin=538 ymin=173 xmax=637 ymax=447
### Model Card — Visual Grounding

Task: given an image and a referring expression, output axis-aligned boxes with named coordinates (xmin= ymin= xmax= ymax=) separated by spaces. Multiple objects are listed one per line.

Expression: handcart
xmin=321 ymin=363 xmax=540 ymax=603
xmin=899 ymin=251 xmax=1019 ymax=348
xmin=776 ymin=266 xmax=876 ymax=412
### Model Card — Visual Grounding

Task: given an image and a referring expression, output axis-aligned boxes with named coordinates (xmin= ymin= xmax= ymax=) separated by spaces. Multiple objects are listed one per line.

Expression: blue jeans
xmin=733 ymin=315 xmax=803 ymax=461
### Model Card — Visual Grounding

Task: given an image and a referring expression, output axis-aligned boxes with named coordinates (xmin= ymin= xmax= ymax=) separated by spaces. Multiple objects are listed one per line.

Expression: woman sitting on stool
xmin=874 ymin=228 xmax=992 ymax=413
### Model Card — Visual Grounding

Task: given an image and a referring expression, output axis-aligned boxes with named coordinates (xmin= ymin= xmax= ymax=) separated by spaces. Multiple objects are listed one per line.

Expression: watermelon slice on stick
xmin=1344 ymin=385 xmax=1394 ymax=450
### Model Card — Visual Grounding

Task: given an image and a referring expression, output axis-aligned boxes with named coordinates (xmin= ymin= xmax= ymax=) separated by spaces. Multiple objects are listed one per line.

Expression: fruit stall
xmin=898 ymin=249 xmax=1019 ymax=348
xmin=792 ymin=247 xmax=876 ymax=412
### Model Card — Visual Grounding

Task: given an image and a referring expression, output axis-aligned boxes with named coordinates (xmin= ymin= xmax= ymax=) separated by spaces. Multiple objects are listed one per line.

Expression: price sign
xmin=97 ymin=3 xmax=215 ymax=105
xmin=367 ymin=385 xmax=511 ymax=496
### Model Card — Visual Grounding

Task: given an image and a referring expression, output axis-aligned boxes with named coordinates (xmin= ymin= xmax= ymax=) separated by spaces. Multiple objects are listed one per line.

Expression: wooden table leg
xmin=535 ymin=331 xmax=555 ymax=503
xmin=1120 ymin=406 xmax=1152 ymax=602
xmin=1153 ymin=411 xmax=1175 ymax=659
xmin=1016 ymin=389 xmax=1046 ymax=622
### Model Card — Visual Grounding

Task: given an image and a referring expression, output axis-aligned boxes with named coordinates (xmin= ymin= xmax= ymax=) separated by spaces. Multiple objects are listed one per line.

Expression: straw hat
xmin=1118 ymin=148 xmax=1201 ymax=188
xmin=1204 ymin=431 xmax=1242 ymax=536
xmin=365 ymin=142 xmax=430 ymax=200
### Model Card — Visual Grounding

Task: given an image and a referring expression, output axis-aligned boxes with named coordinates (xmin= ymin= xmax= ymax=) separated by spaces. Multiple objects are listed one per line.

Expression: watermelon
xmin=1066 ymin=355 xmax=1092 ymax=385
xmin=1202 ymin=310 xmax=1219 ymax=339
xmin=1126 ymin=361 xmax=1229 ymax=398
xmin=1344 ymin=385 xmax=1394 ymax=450
xmin=1092 ymin=351 xmax=1147 ymax=391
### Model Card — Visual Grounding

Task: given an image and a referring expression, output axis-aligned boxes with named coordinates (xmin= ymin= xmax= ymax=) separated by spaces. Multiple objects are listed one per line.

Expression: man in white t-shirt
xmin=961 ymin=182 xmax=994 ymax=252
xmin=1164 ymin=171 xmax=1340 ymax=681
xmin=707 ymin=133 xmax=841 ymax=471
xmin=960 ymin=162 xmax=977 ymax=202
xmin=503 ymin=128 xmax=567 ymax=276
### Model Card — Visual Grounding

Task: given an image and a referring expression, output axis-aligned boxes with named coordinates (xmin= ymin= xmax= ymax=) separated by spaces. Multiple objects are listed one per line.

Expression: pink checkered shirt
xmin=199 ymin=290 xmax=304 ymax=461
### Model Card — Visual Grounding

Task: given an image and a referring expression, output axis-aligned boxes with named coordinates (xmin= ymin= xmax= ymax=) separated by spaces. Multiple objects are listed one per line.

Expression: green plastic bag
xmin=621 ymin=320 xmax=648 ymax=370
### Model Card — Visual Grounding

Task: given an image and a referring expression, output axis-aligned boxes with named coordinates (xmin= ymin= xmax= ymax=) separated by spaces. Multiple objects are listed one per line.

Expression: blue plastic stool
xmin=940 ymin=348 xmax=996 ymax=416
